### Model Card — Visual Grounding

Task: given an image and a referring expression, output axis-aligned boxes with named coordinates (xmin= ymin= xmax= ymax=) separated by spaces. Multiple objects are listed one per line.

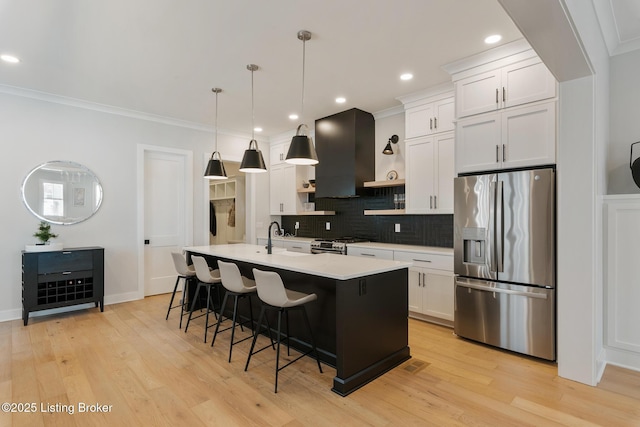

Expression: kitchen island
xmin=184 ymin=244 xmax=411 ymax=396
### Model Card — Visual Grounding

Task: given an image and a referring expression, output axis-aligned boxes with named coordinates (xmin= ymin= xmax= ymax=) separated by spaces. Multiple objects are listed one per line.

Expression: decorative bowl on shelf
xmin=309 ymin=179 xmax=316 ymax=187
xmin=302 ymin=182 xmax=310 ymax=188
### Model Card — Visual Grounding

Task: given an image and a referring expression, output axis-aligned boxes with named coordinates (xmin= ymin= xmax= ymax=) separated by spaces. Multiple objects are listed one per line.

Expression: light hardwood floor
xmin=2 ymin=294 xmax=639 ymax=426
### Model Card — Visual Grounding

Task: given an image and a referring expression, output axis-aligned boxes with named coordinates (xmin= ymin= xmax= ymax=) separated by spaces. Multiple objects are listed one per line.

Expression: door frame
xmin=137 ymin=144 xmax=193 ymax=299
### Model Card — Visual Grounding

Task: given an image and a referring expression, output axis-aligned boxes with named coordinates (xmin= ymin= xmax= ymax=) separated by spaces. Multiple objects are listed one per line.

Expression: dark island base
xmin=186 ymin=251 xmax=410 ymax=396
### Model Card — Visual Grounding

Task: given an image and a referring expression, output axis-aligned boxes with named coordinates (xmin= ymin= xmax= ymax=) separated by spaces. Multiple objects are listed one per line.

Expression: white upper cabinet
xmin=405 ymin=132 xmax=454 ymax=214
xmin=269 ymin=163 xmax=300 ymax=215
xmin=405 ymin=96 xmax=455 ymax=139
xmin=456 ymin=100 xmax=556 ymax=174
xmin=269 ymin=140 xmax=291 ymax=166
xmin=455 ymin=57 xmax=556 ymax=118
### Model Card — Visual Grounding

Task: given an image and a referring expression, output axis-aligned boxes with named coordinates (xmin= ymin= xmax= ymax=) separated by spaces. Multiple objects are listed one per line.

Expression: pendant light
xmin=285 ymin=30 xmax=319 ymax=165
xmin=239 ymin=64 xmax=267 ymax=173
xmin=204 ymin=88 xmax=228 ymax=180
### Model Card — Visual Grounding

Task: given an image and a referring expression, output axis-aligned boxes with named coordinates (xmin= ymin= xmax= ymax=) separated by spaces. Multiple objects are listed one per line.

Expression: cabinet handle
xmin=496 ymin=145 xmax=499 ymax=162
xmin=360 ymin=253 xmax=376 ymax=257
xmin=434 ymin=117 xmax=437 ymax=129
xmin=62 ymin=251 xmax=72 ymax=255
xmin=429 ymin=118 xmax=433 ymax=130
xmin=434 ymin=195 xmax=437 ymax=209
xmin=413 ymin=259 xmax=432 ymax=263
xmin=418 ymin=271 xmax=422 ymax=286
xmin=62 ymin=271 xmax=72 ymax=275
xmin=496 ymin=88 xmax=499 ymax=104
xmin=502 ymin=144 xmax=506 ymax=162
xmin=423 ymin=272 xmax=426 ymax=286
xmin=503 ymin=87 xmax=506 ymax=103
xmin=291 ymin=246 xmax=302 ymax=249
xmin=430 ymin=195 xmax=433 ymax=209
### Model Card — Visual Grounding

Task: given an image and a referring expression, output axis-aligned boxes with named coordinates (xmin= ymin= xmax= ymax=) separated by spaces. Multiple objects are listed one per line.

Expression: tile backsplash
xmin=280 ymin=189 xmax=453 ymax=248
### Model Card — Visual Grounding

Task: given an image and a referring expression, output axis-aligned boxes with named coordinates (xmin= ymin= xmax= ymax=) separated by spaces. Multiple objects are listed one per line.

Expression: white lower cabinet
xmin=281 ymin=240 xmax=310 ymax=253
xmin=394 ymin=250 xmax=454 ymax=326
xmin=346 ymin=246 xmax=394 ymax=260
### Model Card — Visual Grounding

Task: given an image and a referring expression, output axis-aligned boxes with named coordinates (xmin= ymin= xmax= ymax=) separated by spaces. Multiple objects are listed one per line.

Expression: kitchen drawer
xmin=346 ymin=246 xmax=394 ymax=260
xmin=393 ymin=250 xmax=453 ymax=271
xmin=37 ymin=250 xmax=93 ymax=274
xmin=282 ymin=241 xmax=310 ymax=253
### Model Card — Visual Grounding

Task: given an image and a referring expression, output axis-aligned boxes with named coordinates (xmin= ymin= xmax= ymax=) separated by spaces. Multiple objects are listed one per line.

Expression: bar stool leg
xmin=275 ymin=309 xmax=283 ymax=393
xmin=302 ymin=306 xmax=323 ymax=373
xmin=245 ymin=305 xmax=266 ymax=371
xmin=178 ymin=277 xmax=191 ymax=329
xmin=228 ymin=295 xmax=241 ymax=362
xmin=184 ymin=282 xmax=203 ymax=333
xmin=165 ymin=276 xmax=181 ymax=320
xmin=211 ymin=291 xmax=230 ymax=348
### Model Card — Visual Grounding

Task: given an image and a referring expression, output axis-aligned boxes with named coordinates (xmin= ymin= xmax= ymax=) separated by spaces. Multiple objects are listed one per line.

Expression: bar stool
xmin=185 ymin=256 xmax=221 ymax=343
xmin=166 ymin=252 xmax=196 ymax=329
xmin=245 ymin=268 xmax=323 ymax=393
xmin=211 ymin=260 xmax=257 ymax=362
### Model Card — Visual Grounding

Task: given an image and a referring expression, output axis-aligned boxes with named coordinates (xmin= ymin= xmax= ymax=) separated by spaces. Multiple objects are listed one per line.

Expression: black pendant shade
xmin=204 ymin=151 xmax=227 ymax=180
xmin=239 ymin=139 xmax=267 ymax=173
xmin=286 ymin=124 xmax=318 ymax=165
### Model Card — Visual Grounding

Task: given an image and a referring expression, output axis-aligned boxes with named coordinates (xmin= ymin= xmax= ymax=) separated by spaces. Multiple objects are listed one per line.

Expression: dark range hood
xmin=314 ymin=108 xmax=375 ymax=198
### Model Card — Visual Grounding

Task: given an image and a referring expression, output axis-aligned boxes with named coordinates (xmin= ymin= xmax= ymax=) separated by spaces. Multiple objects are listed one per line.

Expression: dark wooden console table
xmin=22 ymin=246 xmax=104 ymax=325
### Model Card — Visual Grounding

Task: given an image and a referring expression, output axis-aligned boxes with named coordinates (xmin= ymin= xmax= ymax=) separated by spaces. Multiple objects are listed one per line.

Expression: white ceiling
xmin=0 ymin=1 xmax=637 ymax=138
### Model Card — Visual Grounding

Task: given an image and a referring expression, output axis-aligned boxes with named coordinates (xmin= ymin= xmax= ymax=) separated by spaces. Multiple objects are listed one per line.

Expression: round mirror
xmin=21 ymin=161 xmax=103 ymax=225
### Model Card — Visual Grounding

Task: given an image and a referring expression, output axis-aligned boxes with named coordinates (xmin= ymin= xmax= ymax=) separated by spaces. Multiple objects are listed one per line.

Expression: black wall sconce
xmin=631 ymin=141 xmax=640 ymax=188
xmin=383 ymin=134 xmax=399 ymax=155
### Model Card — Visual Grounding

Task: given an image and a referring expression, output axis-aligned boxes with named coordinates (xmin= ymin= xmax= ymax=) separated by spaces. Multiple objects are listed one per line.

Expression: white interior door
xmin=143 ymin=150 xmax=189 ymax=296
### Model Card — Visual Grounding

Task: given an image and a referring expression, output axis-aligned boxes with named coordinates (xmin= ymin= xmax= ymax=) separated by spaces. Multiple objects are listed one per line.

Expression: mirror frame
xmin=21 ymin=160 xmax=104 ymax=225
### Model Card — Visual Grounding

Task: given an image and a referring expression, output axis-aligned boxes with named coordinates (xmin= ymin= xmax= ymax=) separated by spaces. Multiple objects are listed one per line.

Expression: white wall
xmin=0 ymin=89 xmax=266 ymax=321
xmin=374 ymin=110 xmax=405 ymax=181
xmin=609 ymin=49 xmax=640 ymax=195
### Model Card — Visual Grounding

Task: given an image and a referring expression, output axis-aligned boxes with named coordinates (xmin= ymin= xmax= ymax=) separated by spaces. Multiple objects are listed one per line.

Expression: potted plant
xmin=33 ymin=221 xmax=58 ymax=244
xmin=25 ymin=221 xmax=63 ymax=252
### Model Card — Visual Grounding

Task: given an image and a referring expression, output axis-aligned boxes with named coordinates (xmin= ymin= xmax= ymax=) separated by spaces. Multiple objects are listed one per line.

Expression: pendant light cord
xmin=301 ymin=36 xmax=306 ymax=122
xmin=251 ymin=67 xmax=255 ymax=141
xmin=214 ymin=90 xmax=218 ymax=151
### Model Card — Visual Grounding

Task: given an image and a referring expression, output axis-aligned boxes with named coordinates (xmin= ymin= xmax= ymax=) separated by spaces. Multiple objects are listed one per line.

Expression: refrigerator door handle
xmin=489 ymin=180 xmax=496 ymax=272
xmin=456 ymin=280 xmax=548 ymax=300
xmin=496 ymin=180 xmax=504 ymax=273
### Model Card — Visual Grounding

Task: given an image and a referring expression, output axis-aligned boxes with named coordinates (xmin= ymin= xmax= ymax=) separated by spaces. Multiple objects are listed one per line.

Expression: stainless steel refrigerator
xmin=453 ymin=167 xmax=556 ymax=360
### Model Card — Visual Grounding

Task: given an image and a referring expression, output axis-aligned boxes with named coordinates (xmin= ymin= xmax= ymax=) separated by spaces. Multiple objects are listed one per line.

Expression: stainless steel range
xmin=310 ymin=238 xmax=368 ymax=255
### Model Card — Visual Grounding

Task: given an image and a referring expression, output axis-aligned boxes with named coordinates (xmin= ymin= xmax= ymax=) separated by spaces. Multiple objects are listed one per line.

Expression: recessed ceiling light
xmin=289 ymin=114 xmax=299 ymax=120
xmin=1 ymin=54 xmax=20 ymax=63
xmin=484 ymin=34 xmax=502 ymax=44
xmin=400 ymin=73 xmax=413 ymax=81
xmin=254 ymin=127 xmax=263 ymax=132
xmin=335 ymin=97 xmax=346 ymax=104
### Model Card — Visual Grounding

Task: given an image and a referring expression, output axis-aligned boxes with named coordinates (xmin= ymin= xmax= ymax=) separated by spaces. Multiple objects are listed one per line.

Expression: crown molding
xmin=0 ymin=84 xmax=255 ymax=139
xmin=372 ymin=104 xmax=404 ymax=120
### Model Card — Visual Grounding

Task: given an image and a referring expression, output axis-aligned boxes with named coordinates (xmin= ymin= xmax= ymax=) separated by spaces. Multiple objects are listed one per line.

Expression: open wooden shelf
xmin=364 ymin=209 xmax=406 ymax=216
xmin=364 ymin=179 xmax=405 ymax=188
xmin=297 ymin=187 xmax=316 ymax=193
xmin=297 ymin=210 xmax=334 ymax=216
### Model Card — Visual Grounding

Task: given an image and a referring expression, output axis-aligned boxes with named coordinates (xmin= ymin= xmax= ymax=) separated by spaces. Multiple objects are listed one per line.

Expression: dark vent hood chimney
xmin=314 ymin=108 xmax=375 ymax=198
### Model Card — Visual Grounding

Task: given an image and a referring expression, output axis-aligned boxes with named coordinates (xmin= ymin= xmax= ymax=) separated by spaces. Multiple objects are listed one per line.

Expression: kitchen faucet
xmin=267 ymin=221 xmax=282 ymax=254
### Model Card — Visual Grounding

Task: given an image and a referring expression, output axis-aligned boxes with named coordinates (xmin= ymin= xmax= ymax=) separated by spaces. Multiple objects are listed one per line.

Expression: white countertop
xmin=345 ymin=242 xmax=453 ymax=255
xmin=256 ymin=236 xmax=316 ymax=243
xmin=184 ymin=244 xmax=411 ymax=280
